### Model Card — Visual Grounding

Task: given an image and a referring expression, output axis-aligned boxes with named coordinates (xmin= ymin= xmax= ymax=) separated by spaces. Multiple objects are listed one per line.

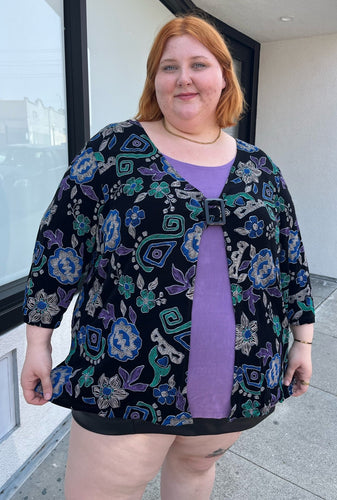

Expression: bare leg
xmin=160 ymin=431 xmax=241 ymax=500
xmin=64 ymin=419 xmax=175 ymax=500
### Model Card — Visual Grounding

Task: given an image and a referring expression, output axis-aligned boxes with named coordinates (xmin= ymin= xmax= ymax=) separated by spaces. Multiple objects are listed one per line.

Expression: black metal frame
xmin=158 ymin=0 xmax=260 ymax=143
xmin=0 ymin=0 xmax=89 ymax=336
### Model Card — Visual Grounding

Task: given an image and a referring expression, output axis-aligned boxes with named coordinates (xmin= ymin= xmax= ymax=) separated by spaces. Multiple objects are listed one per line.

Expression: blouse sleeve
xmin=23 ymin=144 xmax=103 ymax=329
xmin=276 ymin=167 xmax=315 ymax=326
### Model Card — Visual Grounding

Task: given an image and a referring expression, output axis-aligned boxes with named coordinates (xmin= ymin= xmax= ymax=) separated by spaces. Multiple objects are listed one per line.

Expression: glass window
xmin=0 ymin=0 xmax=68 ymax=286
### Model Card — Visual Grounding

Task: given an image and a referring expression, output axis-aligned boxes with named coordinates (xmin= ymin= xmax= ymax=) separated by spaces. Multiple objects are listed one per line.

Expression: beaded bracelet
xmin=293 ymin=338 xmax=312 ymax=345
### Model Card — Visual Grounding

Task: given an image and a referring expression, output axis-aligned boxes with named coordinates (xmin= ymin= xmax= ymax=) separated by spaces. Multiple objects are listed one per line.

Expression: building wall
xmin=87 ymin=0 xmax=174 ymax=134
xmin=0 ymin=312 xmax=70 ymax=489
xmin=256 ymin=33 xmax=337 ymax=278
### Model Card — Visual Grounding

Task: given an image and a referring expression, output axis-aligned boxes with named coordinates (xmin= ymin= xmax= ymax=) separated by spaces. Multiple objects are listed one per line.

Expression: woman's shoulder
xmin=236 ymin=138 xmax=268 ymax=157
xmin=87 ymin=120 xmax=141 ymax=148
xmin=235 ymin=139 xmax=279 ymax=171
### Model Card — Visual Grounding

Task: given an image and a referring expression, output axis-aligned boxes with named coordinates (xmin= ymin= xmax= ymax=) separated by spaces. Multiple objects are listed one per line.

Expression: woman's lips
xmin=175 ymin=93 xmax=198 ymax=100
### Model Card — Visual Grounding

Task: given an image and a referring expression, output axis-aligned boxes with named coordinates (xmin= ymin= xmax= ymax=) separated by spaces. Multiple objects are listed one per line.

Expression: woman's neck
xmin=139 ymin=120 xmax=237 ymax=167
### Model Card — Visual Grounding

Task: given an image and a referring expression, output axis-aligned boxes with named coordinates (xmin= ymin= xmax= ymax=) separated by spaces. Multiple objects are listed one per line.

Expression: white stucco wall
xmin=0 ymin=310 xmax=71 ymax=490
xmin=87 ymin=0 xmax=174 ymax=134
xmin=256 ymin=33 xmax=337 ymax=279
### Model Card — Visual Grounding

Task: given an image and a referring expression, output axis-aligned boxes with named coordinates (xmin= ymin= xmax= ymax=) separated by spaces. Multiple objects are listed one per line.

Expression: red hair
xmin=135 ymin=15 xmax=245 ymax=128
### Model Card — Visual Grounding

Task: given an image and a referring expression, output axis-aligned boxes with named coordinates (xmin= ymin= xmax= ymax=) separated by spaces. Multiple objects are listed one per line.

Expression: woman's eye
xmin=162 ymin=65 xmax=177 ymax=71
xmin=193 ymin=62 xmax=206 ymax=69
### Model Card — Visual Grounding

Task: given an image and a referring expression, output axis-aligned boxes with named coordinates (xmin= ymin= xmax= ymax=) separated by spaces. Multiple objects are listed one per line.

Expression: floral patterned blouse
xmin=23 ymin=120 xmax=315 ymax=427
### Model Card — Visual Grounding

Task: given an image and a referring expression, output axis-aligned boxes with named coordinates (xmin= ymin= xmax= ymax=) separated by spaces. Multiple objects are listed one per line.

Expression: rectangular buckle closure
xmin=203 ymin=198 xmax=226 ymax=226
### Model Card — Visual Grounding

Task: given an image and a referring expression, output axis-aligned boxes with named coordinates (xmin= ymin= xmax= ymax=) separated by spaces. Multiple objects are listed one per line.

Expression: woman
xmin=21 ymin=15 xmax=314 ymax=500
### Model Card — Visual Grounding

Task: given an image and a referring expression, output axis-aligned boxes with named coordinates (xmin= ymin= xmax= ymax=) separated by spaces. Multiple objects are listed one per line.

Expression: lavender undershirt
xmin=165 ymin=155 xmax=236 ymax=418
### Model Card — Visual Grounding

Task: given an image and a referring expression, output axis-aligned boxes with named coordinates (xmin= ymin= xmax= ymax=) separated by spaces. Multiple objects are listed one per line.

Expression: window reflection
xmin=0 ymin=0 xmax=67 ymax=285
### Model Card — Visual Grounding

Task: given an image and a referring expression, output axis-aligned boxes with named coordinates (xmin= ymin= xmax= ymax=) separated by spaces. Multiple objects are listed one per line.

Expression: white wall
xmin=0 ymin=309 xmax=71 ymax=490
xmin=87 ymin=0 xmax=174 ymax=134
xmin=256 ymin=33 xmax=337 ymax=279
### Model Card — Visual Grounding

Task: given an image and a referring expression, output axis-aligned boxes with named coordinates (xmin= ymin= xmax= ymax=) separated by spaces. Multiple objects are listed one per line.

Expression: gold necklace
xmin=162 ymin=120 xmax=221 ymax=145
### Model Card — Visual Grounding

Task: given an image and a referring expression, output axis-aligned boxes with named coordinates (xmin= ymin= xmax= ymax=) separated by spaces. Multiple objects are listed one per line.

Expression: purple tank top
xmin=165 ymin=156 xmax=236 ymax=418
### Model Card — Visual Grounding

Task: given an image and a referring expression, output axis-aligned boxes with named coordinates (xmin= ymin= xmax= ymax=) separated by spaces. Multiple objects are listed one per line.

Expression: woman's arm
xmin=283 ymin=323 xmax=314 ymax=396
xmin=21 ymin=325 xmax=53 ymax=405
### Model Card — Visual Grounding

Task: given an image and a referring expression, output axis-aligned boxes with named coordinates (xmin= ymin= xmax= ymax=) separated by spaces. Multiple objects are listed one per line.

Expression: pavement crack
xmin=228 ymin=450 xmax=326 ymax=499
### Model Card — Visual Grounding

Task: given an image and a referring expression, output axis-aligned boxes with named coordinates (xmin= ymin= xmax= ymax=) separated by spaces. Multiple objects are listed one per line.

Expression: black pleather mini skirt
xmin=72 ymin=408 xmax=274 ymax=436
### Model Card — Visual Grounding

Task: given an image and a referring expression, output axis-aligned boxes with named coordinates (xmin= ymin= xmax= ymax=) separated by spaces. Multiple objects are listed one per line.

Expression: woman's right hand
xmin=21 ymin=325 xmax=53 ymax=405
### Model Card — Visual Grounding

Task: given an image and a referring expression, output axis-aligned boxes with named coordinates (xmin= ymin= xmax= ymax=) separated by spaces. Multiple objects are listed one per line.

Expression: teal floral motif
xmin=273 ymin=316 xmax=281 ymax=337
xmin=125 ymin=206 xmax=145 ymax=227
xmin=123 ymin=177 xmax=143 ymax=196
xmin=27 ymin=289 xmax=60 ymax=324
xmin=288 ymin=230 xmax=301 ymax=263
xmin=78 ymin=366 xmax=95 ymax=388
xmin=136 ymin=289 xmax=156 ymax=313
xmin=231 ymin=284 xmax=243 ymax=305
xmin=70 ymin=147 xmax=98 ymax=184
xmin=148 ymin=181 xmax=170 ymax=198
xmin=86 ymin=235 xmax=96 ymax=254
xmin=275 ymin=225 xmax=280 ymax=244
xmin=153 ymin=384 xmax=177 ymax=405
xmin=235 ymin=313 xmax=258 ymax=355
xmin=181 ymin=222 xmax=204 ymax=262
xmin=266 ymin=353 xmax=281 ymax=388
xmin=244 ymin=215 xmax=264 ymax=238
xmin=92 ymin=373 xmax=128 ymax=410
xmin=73 ymin=214 xmax=90 ymax=236
xmin=248 ymin=248 xmax=278 ymax=289
xmin=274 ymin=194 xmax=286 ymax=212
xmin=280 ymin=273 xmax=290 ymax=289
xmin=118 ymin=275 xmax=135 ymax=299
xmin=235 ymin=160 xmax=262 ymax=184
xmin=102 ymin=209 xmax=121 ymax=252
xmin=108 ymin=318 xmax=142 ymax=361
xmin=242 ymin=400 xmax=261 ymax=418
xmin=48 ymin=248 xmax=83 ymax=285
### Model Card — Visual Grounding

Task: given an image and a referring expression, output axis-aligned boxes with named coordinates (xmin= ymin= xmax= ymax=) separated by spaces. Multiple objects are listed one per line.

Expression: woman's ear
xmin=222 ymin=76 xmax=226 ymax=90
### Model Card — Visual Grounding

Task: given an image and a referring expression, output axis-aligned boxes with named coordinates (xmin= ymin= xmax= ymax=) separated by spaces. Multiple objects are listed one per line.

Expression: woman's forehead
xmin=160 ymin=34 xmax=216 ymax=60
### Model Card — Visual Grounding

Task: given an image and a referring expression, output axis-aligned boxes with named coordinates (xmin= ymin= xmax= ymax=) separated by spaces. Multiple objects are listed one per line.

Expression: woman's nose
xmin=177 ymin=68 xmax=192 ymax=86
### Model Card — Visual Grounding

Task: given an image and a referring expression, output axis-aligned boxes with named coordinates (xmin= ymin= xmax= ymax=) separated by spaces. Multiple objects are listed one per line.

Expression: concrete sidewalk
xmin=9 ymin=276 xmax=337 ymax=500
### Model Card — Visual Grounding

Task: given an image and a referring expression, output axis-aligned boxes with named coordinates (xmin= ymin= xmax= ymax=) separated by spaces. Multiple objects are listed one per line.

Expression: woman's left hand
xmin=283 ymin=341 xmax=312 ymax=396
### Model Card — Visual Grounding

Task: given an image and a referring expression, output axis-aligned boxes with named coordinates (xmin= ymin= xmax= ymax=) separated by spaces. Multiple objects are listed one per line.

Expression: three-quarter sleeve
xmin=277 ymin=170 xmax=315 ymax=326
xmin=23 ymin=145 xmax=103 ymax=328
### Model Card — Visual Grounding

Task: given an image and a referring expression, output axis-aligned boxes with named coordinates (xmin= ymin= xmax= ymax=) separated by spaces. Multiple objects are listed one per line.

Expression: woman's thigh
xmin=65 ymin=418 xmax=175 ymax=500
xmin=166 ymin=431 xmax=242 ymax=471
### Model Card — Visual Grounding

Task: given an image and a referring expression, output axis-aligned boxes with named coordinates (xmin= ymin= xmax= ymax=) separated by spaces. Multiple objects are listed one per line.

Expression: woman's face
xmin=154 ymin=34 xmax=225 ymax=127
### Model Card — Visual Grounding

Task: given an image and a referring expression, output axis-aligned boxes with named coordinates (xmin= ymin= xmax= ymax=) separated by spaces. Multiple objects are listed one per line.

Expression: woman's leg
xmin=160 ymin=431 xmax=241 ymax=500
xmin=64 ymin=418 xmax=175 ymax=500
